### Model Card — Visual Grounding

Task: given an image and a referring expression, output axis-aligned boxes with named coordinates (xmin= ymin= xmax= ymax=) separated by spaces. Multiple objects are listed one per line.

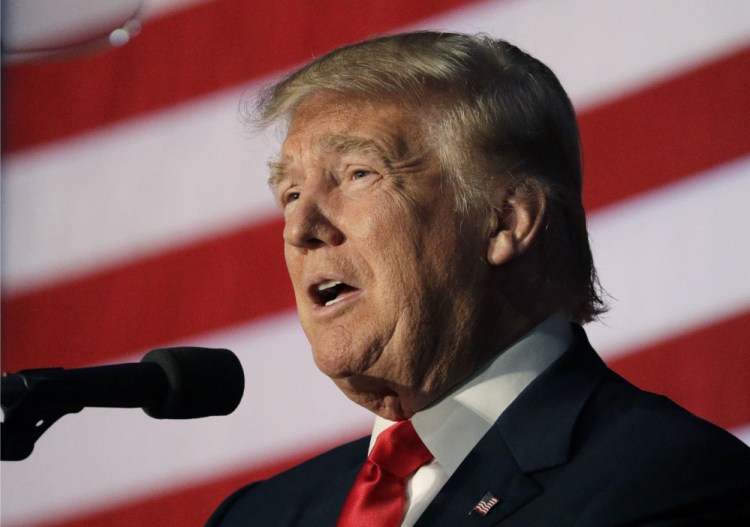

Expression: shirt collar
xmin=370 ymin=312 xmax=572 ymax=477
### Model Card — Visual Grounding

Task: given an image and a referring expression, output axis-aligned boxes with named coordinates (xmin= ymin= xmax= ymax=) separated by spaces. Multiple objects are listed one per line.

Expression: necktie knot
xmin=370 ymin=420 xmax=433 ymax=478
xmin=337 ymin=420 xmax=433 ymax=527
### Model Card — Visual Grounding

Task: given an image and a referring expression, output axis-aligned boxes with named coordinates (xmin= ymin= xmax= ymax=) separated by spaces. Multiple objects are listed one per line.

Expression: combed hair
xmin=253 ymin=31 xmax=606 ymax=322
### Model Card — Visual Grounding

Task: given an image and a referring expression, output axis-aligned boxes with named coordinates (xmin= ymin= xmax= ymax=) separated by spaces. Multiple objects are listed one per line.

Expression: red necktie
xmin=337 ymin=420 xmax=433 ymax=527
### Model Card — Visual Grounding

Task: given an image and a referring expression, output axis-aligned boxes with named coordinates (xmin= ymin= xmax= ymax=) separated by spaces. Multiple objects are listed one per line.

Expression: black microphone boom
xmin=1 ymin=347 xmax=244 ymax=460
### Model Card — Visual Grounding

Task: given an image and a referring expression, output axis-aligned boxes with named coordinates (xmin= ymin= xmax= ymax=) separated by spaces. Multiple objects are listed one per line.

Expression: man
xmin=208 ymin=32 xmax=750 ymax=526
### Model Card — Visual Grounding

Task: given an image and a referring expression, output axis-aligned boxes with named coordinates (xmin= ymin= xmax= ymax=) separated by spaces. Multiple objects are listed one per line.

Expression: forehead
xmin=281 ymin=93 xmax=425 ymax=158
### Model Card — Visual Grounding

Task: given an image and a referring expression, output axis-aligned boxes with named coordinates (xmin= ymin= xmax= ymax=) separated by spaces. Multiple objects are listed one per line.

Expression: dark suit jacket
xmin=207 ymin=327 xmax=750 ymax=526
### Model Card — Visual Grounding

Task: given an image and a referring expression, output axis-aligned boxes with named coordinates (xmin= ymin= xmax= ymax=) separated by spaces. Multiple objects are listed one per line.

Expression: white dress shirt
xmin=368 ymin=312 xmax=573 ymax=527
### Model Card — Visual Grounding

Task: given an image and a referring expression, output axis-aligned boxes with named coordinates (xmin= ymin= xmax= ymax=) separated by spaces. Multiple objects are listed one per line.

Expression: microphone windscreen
xmin=141 ymin=347 xmax=244 ymax=419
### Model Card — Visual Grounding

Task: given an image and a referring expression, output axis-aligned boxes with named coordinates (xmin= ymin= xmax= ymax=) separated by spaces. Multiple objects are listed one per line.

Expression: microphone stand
xmin=1 ymin=363 xmax=164 ymax=461
xmin=1 ymin=369 xmax=85 ymax=461
xmin=1 ymin=347 xmax=243 ymax=461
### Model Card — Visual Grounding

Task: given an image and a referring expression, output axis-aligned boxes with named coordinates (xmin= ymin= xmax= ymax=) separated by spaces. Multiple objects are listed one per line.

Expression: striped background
xmin=2 ymin=0 xmax=749 ymax=525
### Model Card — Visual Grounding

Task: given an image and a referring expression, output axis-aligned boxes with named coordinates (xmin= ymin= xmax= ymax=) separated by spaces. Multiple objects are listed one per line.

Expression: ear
xmin=486 ymin=180 xmax=547 ymax=266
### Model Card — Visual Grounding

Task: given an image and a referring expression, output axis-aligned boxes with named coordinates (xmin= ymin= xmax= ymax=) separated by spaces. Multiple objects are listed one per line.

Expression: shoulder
xmin=544 ymin=326 xmax=750 ymax=473
xmin=585 ymin=367 xmax=749 ymax=465
xmin=570 ymin=369 xmax=750 ymax=523
xmin=510 ymin=328 xmax=750 ymax=524
xmin=205 ymin=435 xmax=369 ymax=527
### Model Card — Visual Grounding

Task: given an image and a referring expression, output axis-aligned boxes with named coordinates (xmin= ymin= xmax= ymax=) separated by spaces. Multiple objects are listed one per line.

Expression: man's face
xmin=273 ymin=93 xmax=495 ymax=420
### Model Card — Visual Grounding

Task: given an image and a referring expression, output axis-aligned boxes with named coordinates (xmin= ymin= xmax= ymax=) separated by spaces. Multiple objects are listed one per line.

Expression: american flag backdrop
xmin=2 ymin=0 xmax=749 ymax=525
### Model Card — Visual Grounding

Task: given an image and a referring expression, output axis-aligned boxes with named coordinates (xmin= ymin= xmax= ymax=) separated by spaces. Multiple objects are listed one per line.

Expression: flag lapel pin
xmin=470 ymin=491 xmax=499 ymax=516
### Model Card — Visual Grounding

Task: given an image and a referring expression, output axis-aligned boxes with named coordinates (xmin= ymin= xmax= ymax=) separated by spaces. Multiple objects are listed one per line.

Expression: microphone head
xmin=141 ymin=347 xmax=244 ymax=419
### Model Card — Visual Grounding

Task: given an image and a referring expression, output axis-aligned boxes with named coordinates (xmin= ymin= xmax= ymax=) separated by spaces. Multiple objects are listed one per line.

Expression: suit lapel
xmin=301 ymin=442 xmax=367 ymax=526
xmin=497 ymin=327 xmax=606 ymax=473
xmin=416 ymin=327 xmax=607 ymax=526
xmin=415 ymin=425 xmax=541 ymax=526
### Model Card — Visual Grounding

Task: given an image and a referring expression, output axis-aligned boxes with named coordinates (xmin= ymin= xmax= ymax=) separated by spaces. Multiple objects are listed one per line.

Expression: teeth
xmin=324 ymin=296 xmax=345 ymax=307
xmin=318 ymin=280 xmax=342 ymax=291
xmin=316 ymin=279 xmax=348 ymax=307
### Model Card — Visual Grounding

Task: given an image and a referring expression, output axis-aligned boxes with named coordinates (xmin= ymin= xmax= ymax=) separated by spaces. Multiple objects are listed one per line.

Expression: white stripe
xmin=587 ymin=155 xmax=750 ymax=358
xmin=733 ymin=423 xmax=750 ymax=447
xmin=1 ymin=84 xmax=281 ymax=295
xmin=419 ymin=0 xmax=750 ymax=109
xmin=0 ymin=311 xmax=372 ymax=525
xmin=3 ymin=0 xmax=749 ymax=294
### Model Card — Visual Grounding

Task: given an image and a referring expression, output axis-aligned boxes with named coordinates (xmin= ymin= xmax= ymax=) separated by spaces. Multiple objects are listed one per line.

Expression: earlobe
xmin=486 ymin=181 xmax=547 ymax=266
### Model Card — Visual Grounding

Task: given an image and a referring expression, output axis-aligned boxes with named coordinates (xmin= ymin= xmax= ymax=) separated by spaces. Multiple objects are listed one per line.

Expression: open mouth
xmin=313 ymin=279 xmax=359 ymax=307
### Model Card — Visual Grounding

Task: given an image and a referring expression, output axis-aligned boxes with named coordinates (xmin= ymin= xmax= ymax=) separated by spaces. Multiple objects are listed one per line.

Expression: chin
xmin=311 ymin=346 xmax=359 ymax=379
xmin=360 ymin=396 xmax=414 ymax=421
xmin=335 ymin=378 xmax=419 ymax=421
xmin=308 ymin=333 xmax=384 ymax=379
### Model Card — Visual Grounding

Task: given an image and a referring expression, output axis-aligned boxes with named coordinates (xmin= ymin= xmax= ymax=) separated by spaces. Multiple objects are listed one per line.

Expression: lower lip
xmin=312 ymin=288 xmax=363 ymax=315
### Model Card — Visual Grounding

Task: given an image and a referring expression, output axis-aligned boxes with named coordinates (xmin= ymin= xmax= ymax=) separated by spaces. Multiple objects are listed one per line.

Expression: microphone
xmin=2 ymin=347 xmax=245 ymax=419
xmin=1 ymin=348 xmax=245 ymax=460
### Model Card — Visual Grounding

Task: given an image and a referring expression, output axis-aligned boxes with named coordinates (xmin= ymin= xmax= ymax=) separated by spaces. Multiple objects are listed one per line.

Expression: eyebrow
xmin=267 ymin=132 xmax=395 ymax=191
xmin=267 ymin=155 xmax=286 ymax=190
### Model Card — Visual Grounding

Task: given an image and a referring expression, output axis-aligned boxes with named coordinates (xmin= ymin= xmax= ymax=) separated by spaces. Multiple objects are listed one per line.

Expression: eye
xmin=283 ymin=190 xmax=300 ymax=205
xmin=352 ymin=168 xmax=372 ymax=180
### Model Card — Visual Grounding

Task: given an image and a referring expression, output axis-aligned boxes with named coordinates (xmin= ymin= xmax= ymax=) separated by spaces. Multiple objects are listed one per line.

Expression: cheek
xmin=283 ymin=244 xmax=297 ymax=272
xmin=365 ymin=232 xmax=425 ymax=307
xmin=309 ymin=326 xmax=353 ymax=375
xmin=356 ymin=192 xmax=428 ymax=260
xmin=283 ymin=249 xmax=308 ymax=303
xmin=310 ymin=318 xmax=395 ymax=378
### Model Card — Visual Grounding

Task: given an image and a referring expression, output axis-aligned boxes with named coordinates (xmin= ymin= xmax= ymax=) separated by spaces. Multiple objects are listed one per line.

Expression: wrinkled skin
xmin=272 ymin=93 xmax=523 ymax=420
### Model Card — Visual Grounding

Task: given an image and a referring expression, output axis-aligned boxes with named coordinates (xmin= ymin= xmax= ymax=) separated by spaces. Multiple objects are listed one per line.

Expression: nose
xmin=283 ymin=190 xmax=344 ymax=249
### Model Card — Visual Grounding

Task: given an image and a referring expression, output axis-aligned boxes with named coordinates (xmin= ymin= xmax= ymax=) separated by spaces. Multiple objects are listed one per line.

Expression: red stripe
xmin=1 ymin=218 xmax=293 ymax=371
xmin=579 ymin=44 xmax=750 ymax=209
xmin=3 ymin=48 xmax=749 ymax=370
xmin=607 ymin=309 xmax=750 ymax=431
xmin=6 ymin=430 xmax=368 ymax=527
xmin=1 ymin=0 xmax=480 ymax=154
